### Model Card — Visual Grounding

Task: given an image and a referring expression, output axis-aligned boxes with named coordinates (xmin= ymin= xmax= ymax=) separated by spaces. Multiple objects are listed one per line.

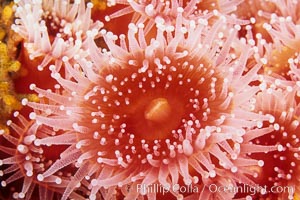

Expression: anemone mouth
xmin=125 ymin=96 xmax=185 ymax=141
xmin=42 ymin=13 xmax=65 ymax=40
xmin=41 ymin=7 xmax=79 ymax=41
xmin=263 ymin=46 xmax=297 ymax=78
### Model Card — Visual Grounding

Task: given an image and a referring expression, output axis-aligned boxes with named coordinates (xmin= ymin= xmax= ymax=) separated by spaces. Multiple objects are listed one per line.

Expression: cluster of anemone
xmin=1 ymin=0 xmax=300 ymax=200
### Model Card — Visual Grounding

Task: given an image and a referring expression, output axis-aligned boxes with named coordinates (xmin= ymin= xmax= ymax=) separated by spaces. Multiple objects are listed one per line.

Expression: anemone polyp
xmin=239 ymin=1 xmax=300 ymax=79
xmin=236 ymin=88 xmax=300 ymax=199
xmin=12 ymin=0 xmax=103 ymax=72
xmin=22 ymin=11 xmax=275 ymax=199
xmin=0 ymin=111 xmax=84 ymax=200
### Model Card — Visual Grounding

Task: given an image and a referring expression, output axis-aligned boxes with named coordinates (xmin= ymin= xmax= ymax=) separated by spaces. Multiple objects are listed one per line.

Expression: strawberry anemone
xmin=239 ymin=0 xmax=300 ymax=79
xmin=12 ymin=0 xmax=103 ymax=72
xmin=235 ymin=88 xmax=300 ymax=200
xmin=0 ymin=111 xmax=85 ymax=200
xmin=262 ymin=16 xmax=300 ymax=78
xmin=25 ymin=14 xmax=275 ymax=200
xmin=250 ymin=16 xmax=300 ymax=94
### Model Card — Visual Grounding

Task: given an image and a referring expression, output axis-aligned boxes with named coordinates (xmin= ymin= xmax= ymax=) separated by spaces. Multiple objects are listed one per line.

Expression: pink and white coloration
xmin=255 ymin=0 xmax=300 ymax=24
xmin=0 ymin=111 xmax=87 ymax=200
xmin=23 ymin=11 xmax=279 ymax=199
xmin=248 ymin=14 xmax=300 ymax=92
xmin=236 ymin=88 xmax=300 ymax=199
xmin=11 ymin=0 xmax=103 ymax=73
xmin=241 ymin=0 xmax=300 ymax=79
xmin=106 ymin=0 xmax=245 ymax=34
